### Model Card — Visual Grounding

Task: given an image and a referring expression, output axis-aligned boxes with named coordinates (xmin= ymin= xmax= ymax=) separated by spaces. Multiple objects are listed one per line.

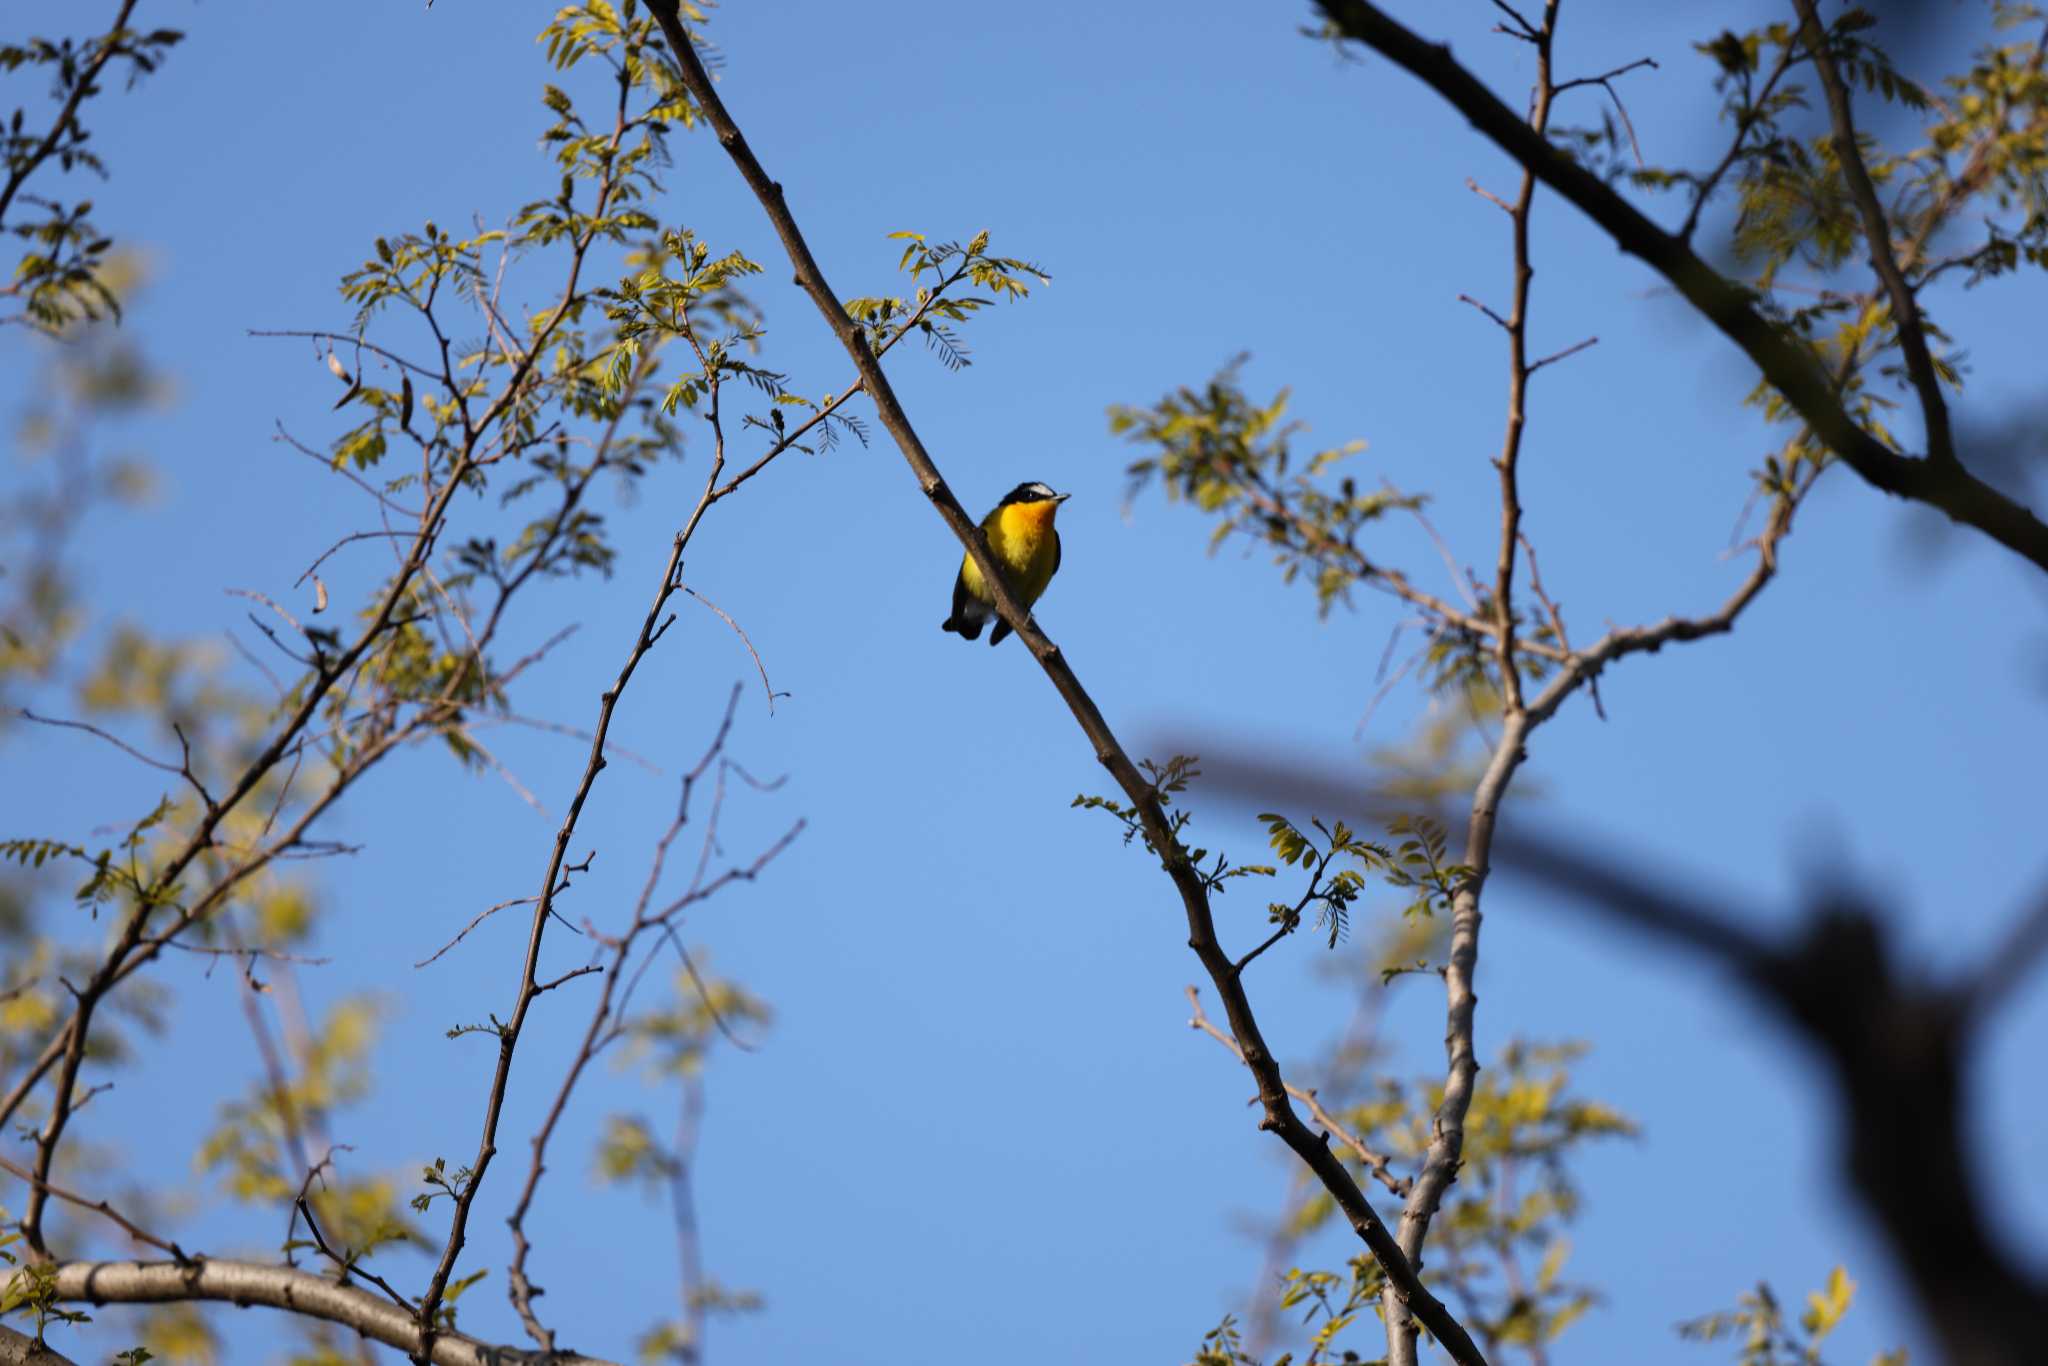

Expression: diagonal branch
xmin=642 ymin=5 xmax=1487 ymax=1363
xmin=1790 ymin=0 xmax=1955 ymax=470
xmin=0 ymin=0 xmax=142 ymax=229
xmin=0 ymin=1154 xmax=187 ymax=1262
xmin=1525 ymin=490 xmax=1798 ymax=725
xmin=1313 ymin=0 xmax=2048 ymax=576
xmin=0 ymin=1324 xmax=75 ymax=1366
xmin=1186 ymin=987 xmax=1409 ymax=1198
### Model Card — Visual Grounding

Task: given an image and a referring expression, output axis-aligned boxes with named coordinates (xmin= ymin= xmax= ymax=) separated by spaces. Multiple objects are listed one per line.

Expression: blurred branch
xmin=0 ymin=1325 xmax=76 ymax=1366
xmin=1492 ymin=828 xmax=2048 ymax=1366
xmin=1174 ymin=741 xmax=2048 ymax=1366
xmin=1971 ymin=890 xmax=2048 ymax=1020
xmin=670 ymin=1074 xmax=708 ymax=1364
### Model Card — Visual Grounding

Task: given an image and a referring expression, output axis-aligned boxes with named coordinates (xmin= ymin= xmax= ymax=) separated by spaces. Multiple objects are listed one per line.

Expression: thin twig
xmin=0 ymin=1152 xmax=189 ymax=1261
xmin=683 ymin=586 xmax=785 ymax=715
xmin=1554 ymin=56 xmax=1657 ymax=167
xmin=248 ymin=329 xmax=444 ymax=383
xmin=18 ymin=709 xmax=188 ymax=787
xmin=293 ymin=531 xmax=413 ymax=588
xmin=1791 ymin=0 xmax=1956 ymax=470
xmin=1457 ymin=293 xmax=1510 ymax=331
xmin=495 ymin=712 xmax=662 ymax=774
xmin=294 ymin=1197 xmax=413 ymax=1311
xmin=660 ymin=923 xmax=760 ymax=1052
xmin=1186 ymin=988 xmax=1409 ymax=1198
xmin=416 ymin=895 xmax=540 ymax=969
xmin=534 ymin=964 xmax=602 ymax=995
xmin=1518 ymin=531 xmax=1600 ymax=719
xmin=1526 ymin=335 xmax=1597 ymax=374
xmin=1552 ymin=55 xmax=1657 ymax=95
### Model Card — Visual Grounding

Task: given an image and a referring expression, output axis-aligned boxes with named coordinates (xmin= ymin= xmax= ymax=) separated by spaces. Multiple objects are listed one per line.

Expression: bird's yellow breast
xmin=960 ymin=498 xmax=1060 ymax=607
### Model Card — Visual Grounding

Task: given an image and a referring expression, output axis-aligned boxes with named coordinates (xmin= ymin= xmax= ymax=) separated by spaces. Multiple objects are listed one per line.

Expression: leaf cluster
xmin=1112 ymin=361 xmax=1410 ymax=620
xmin=1255 ymin=813 xmax=1389 ymax=950
xmin=1637 ymin=7 xmax=2048 ymax=492
xmin=1378 ymin=813 xmax=1473 ymax=933
xmin=1 ymin=1227 xmax=92 ymax=1341
xmin=409 ymin=1155 xmax=476 ymax=1215
xmin=1227 ymin=1042 xmax=1632 ymax=1364
xmin=845 ymin=227 xmax=1050 ymax=371
xmin=1678 ymin=1265 xmax=1905 ymax=1366
xmin=3 ymin=19 xmax=183 ymax=328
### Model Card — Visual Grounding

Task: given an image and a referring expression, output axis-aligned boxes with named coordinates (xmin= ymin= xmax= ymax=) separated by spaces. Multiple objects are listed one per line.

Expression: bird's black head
xmin=999 ymin=480 xmax=1068 ymax=506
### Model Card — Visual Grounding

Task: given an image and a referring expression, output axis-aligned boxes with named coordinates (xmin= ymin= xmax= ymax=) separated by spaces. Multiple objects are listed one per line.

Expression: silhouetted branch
xmin=1790 ymin=0 xmax=1955 ymax=470
xmin=1313 ymin=0 xmax=2048 ymax=576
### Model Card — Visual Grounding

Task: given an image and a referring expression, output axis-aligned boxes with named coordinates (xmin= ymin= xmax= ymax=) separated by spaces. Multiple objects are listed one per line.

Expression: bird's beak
xmin=1053 ymin=492 xmax=1072 ymax=504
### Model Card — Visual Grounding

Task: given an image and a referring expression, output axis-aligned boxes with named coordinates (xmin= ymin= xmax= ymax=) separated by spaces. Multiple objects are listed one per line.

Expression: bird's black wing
xmin=943 ymin=566 xmax=983 ymax=640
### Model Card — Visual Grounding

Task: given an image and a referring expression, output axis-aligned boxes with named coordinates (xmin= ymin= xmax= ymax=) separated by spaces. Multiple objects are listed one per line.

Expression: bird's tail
xmin=941 ymin=614 xmax=985 ymax=641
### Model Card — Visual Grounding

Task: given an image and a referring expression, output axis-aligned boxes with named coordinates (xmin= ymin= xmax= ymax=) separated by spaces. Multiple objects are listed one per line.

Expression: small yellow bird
xmin=941 ymin=480 xmax=1071 ymax=646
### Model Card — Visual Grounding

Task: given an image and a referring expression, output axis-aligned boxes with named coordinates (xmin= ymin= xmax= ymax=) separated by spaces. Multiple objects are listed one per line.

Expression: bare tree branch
xmin=0 ymin=1153 xmax=187 ymax=1261
xmin=1790 ymin=0 xmax=1956 ymax=470
xmin=2 ymin=1260 xmax=622 ymax=1366
xmin=1186 ymin=987 xmax=1409 ymax=1198
xmin=683 ymin=586 xmax=784 ymax=715
xmin=1373 ymin=8 xmax=1566 ymax=1355
xmin=15 ymin=709 xmax=213 ymax=810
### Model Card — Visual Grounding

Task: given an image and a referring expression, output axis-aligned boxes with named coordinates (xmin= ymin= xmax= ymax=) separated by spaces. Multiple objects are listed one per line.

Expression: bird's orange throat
xmin=997 ymin=499 xmax=1059 ymax=541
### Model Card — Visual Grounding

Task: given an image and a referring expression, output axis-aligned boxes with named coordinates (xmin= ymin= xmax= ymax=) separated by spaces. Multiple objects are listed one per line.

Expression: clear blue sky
xmin=5 ymin=2 xmax=2046 ymax=1363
